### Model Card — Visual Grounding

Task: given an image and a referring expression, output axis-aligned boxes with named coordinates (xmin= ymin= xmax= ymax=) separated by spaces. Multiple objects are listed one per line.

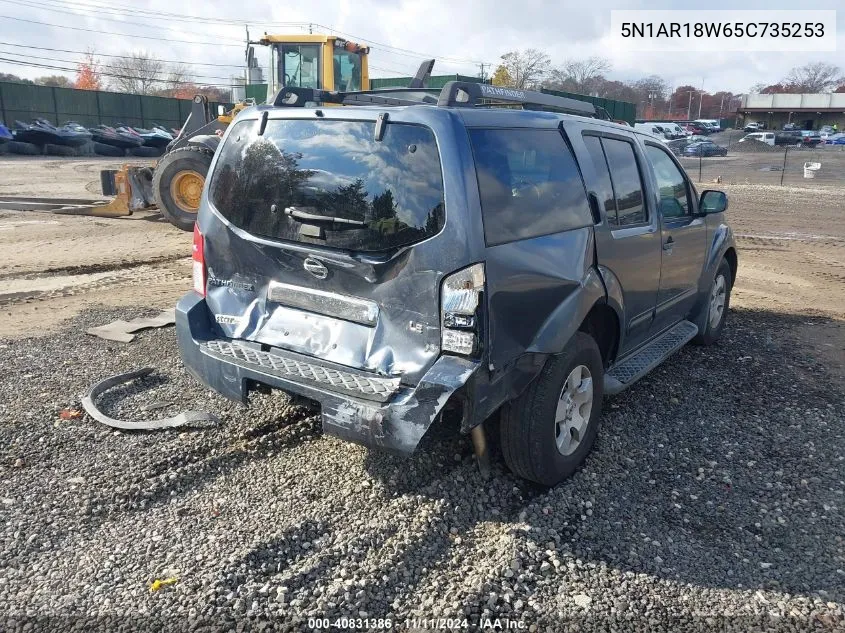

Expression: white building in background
xmin=739 ymin=93 xmax=845 ymax=130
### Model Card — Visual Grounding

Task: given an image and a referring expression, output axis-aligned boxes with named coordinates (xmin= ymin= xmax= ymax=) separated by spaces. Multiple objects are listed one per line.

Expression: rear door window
xmin=600 ymin=137 xmax=647 ymax=226
xmin=210 ymin=118 xmax=445 ymax=252
xmin=582 ymin=134 xmax=617 ymax=224
xmin=469 ymin=128 xmax=591 ymax=246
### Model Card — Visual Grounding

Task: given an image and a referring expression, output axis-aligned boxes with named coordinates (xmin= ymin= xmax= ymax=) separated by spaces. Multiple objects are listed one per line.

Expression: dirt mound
xmin=733 ymin=139 xmax=781 ymax=153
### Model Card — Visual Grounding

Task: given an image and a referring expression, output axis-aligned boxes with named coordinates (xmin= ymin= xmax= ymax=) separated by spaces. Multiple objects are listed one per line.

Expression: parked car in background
xmin=823 ymin=133 xmax=845 ymax=145
xmin=679 ymin=122 xmax=710 ymax=135
xmin=743 ymin=122 xmax=760 ymax=132
xmin=666 ymin=134 xmax=712 ymax=156
xmin=634 ymin=123 xmax=670 ymax=139
xmin=740 ymin=132 xmax=775 ymax=146
xmin=782 ymin=122 xmax=799 ymax=131
xmin=683 ymin=140 xmax=728 ymax=156
xmin=800 ymin=131 xmax=822 ymax=147
xmin=664 ymin=123 xmax=688 ymax=139
xmin=775 ymin=131 xmax=802 ymax=146
xmin=696 ymin=119 xmax=721 ymax=132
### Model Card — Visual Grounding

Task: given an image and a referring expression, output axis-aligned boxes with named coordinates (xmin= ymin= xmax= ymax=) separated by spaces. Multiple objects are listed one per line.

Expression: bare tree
xmin=493 ymin=49 xmax=551 ymax=89
xmin=783 ymin=62 xmax=843 ymax=93
xmin=548 ymin=56 xmax=611 ymax=92
xmin=104 ymin=51 xmax=164 ymax=95
xmin=34 ymin=75 xmax=72 ymax=87
xmin=631 ymin=75 xmax=669 ymax=101
xmin=166 ymin=63 xmax=191 ymax=86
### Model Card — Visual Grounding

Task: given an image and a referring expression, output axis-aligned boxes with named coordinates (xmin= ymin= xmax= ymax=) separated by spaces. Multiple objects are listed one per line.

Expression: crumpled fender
xmin=321 ymin=355 xmax=479 ymax=454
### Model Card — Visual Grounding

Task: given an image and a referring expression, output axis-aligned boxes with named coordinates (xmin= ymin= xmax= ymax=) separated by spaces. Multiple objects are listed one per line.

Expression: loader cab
xmin=261 ymin=35 xmax=371 ymax=97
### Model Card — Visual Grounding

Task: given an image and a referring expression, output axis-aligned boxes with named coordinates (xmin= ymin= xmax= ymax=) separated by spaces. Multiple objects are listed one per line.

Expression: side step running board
xmin=604 ymin=320 xmax=698 ymax=395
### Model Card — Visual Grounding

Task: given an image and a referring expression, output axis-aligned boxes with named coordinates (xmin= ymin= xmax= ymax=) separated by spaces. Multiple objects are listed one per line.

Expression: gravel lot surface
xmin=1 ymin=305 xmax=843 ymax=631
xmin=0 ymin=159 xmax=843 ymax=631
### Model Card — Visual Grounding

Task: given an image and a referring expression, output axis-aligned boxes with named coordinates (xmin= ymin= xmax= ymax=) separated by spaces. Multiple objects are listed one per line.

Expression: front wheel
xmin=694 ymin=259 xmax=732 ymax=346
xmin=152 ymin=145 xmax=214 ymax=231
xmin=500 ymin=332 xmax=604 ymax=486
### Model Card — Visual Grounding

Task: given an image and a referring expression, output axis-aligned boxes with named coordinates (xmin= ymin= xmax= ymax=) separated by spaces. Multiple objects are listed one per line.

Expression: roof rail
xmin=269 ymin=82 xmax=609 ymax=120
xmin=437 ymin=81 xmax=598 ymax=117
xmin=271 ymin=87 xmax=438 ymax=108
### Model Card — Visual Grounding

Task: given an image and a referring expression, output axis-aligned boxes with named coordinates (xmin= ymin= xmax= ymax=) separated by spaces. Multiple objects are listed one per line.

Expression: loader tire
xmin=152 ymin=145 xmax=214 ymax=232
xmin=9 ymin=140 xmax=41 ymax=155
xmin=130 ymin=145 xmax=164 ymax=158
xmin=92 ymin=142 xmax=125 ymax=157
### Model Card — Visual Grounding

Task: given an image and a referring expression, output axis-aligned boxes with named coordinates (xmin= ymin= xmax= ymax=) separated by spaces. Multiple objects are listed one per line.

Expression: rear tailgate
xmin=200 ymin=111 xmax=454 ymax=385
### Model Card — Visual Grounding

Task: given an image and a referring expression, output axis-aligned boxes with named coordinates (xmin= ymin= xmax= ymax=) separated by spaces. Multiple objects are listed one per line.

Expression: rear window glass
xmin=469 ymin=129 xmax=591 ymax=246
xmin=210 ymin=119 xmax=444 ymax=252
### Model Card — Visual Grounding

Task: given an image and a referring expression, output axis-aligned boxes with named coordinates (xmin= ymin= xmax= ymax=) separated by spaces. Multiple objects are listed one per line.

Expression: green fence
xmin=370 ymin=74 xmax=486 ymax=90
xmin=540 ymin=87 xmax=636 ymax=124
xmin=0 ymin=81 xmax=231 ymax=129
xmin=245 ymin=84 xmax=268 ymax=103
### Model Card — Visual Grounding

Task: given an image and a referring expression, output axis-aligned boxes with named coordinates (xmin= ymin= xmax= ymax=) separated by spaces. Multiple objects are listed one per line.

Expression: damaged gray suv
xmin=176 ymin=82 xmax=737 ymax=486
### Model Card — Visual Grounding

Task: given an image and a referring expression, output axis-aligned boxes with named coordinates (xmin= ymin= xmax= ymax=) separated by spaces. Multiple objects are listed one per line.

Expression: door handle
xmin=663 ymin=236 xmax=674 ymax=252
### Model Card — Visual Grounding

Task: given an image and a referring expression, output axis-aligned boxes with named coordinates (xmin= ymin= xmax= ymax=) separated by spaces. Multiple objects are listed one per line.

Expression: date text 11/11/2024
xmin=307 ymin=617 xmax=527 ymax=630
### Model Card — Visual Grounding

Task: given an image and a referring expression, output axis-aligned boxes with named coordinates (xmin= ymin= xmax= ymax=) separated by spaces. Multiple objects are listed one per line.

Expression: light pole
xmin=687 ymin=90 xmax=694 ymax=119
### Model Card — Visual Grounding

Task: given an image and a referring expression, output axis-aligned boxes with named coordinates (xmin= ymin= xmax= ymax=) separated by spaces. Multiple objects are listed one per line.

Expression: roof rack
xmin=272 ymin=87 xmax=439 ymax=108
xmin=270 ymin=81 xmax=608 ymax=119
xmin=437 ymin=81 xmax=598 ymax=117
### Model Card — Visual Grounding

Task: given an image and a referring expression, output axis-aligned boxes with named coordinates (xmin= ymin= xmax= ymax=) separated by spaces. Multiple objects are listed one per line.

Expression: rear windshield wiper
xmin=284 ymin=206 xmax=366 ymax=226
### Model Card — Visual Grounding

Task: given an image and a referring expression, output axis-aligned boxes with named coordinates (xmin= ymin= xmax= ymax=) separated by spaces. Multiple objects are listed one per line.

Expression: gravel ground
xmin=1 ymin=304 xmax=843 ymax=632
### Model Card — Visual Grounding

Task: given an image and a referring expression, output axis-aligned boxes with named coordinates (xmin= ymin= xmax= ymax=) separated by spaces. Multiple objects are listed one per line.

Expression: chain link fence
xmin=675 ymin=130 xmax=845 ymax=188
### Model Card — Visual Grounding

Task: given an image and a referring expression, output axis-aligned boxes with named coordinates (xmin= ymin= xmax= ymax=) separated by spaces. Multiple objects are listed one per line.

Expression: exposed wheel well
xmin=723 ymin=248 xmax=738 ymax=285
xmin=579 ymin=303 xmax=620 ymax=368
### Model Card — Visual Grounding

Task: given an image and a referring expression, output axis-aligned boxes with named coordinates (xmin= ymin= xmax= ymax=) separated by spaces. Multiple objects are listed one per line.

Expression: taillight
xmin=440 ymin=263 xmax=484 ymax=356
xmin=192 ymin=224 xmax=206 ymax=296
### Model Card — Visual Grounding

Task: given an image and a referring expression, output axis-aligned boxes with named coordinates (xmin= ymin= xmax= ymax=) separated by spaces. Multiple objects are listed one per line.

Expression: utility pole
xmin=479 ymin=62 xmax=487 ymax=83
xmin=245 ymin=25 xmax=250 ymax=86
xmin=697 ymin=78 xmax=704 ymax=119
xmin=687 ymin=90 xmax=694 ymax=119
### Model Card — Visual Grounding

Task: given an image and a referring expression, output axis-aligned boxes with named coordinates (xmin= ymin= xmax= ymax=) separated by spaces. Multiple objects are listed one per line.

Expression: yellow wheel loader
xmin=104 ymin=34 xmax=381 ymax=231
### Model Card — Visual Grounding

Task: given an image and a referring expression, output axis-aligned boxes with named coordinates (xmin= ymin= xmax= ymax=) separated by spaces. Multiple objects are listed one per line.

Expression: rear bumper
xmin=176 ymin=293 xmax=479 ymax=455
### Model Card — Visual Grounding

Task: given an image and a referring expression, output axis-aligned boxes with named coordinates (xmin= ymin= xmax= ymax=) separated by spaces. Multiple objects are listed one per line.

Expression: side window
xmin=333 ymin=51 xmax=362 ymax=91
xmin=469 ymin=128 xmax=592 ymax=246
xmin=601 ymin=137 xmax=647 ymax=226
xmin=645 ymin=144 xmax=691 ymax=219
xmin=582 ymin=134 xmax=618 ymax=225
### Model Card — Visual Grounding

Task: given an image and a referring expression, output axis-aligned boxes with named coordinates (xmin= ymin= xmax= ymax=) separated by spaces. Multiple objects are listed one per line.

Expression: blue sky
xmin=0 ymin=0 xmax=841 ymax=94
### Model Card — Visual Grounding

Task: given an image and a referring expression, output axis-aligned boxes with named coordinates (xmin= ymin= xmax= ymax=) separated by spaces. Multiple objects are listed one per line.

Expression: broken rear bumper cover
xmin=176 ymin=293 xmax=480 ymax=455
